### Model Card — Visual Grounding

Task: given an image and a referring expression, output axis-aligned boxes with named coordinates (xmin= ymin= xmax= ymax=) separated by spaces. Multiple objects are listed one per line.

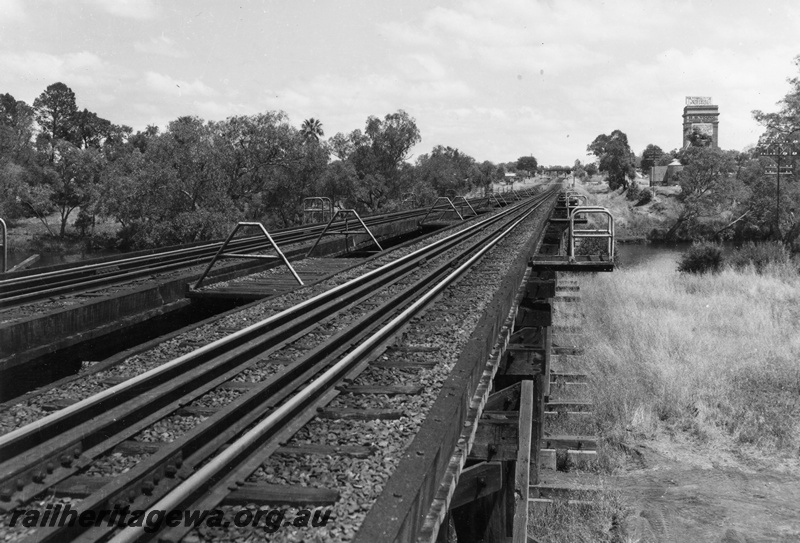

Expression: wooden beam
xmin=552 ymin=346 xmax=584 ymax=356
xmin=512 ymin=380 xmax=534 ymax=543
xmin=175 ymin=405 xmax=220 ymax=417
xmin=530 ymin=484 xmax=602 ymax=500
xmin=276 ymin=444 xmax=375 ymax=458
xmin=515 ymin=302 xmax=552 ymax=327
xmin=223 ymin=483 xmax=338 ymax=507
xmin=317 ymin=408 xmax=404 ymax=420
xmin=113 ymin=440 xmax=163 ymax=455
xmin=485 ymin=382 xmax=521 ymax=411
xmin=451 ymin=461 xmax=503 ymax=509
xmin=52 ymin=476 xmax=111 ymax=498
xmin=7 ymin=254 xmax=40 ymax=272
xmin=540 ymin=435 xmax=597 ymax=450
xmin=531 ymin=375 xmax=544 ymax=484
xmin=505 ymin=349 xmax=545 ymax=376
xmin=543 ymin=327 xmax=552 ymax=398
xmin=469 ymin=418 xmax=519 ymax=461
xmin=545 ymin=401 xmax=593 ymax=411
xmin=339 ymin=385 xmax=423 ymax=395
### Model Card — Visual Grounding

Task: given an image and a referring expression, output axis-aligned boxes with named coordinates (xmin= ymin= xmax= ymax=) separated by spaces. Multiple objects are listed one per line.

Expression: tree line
xmin=582 ymin=57 xmax=800 ymax=245
xmin=0 ymin=83 xmax=539 ymax=250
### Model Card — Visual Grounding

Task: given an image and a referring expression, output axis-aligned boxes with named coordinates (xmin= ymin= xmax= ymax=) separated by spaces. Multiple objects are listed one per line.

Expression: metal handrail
xmin=418 ymin=197 xmax=464 ymax=224
xmin=306 ymin=209 xmax=383 ymax=257
xmin=302 ymin=197 xmax=333 ymax=224
xmin=568 ymin=206 xmax=614 ymax=260
xmin=452 ymin=196 xmax=477 ymax=218
xmin=193 ymin=222 xmax=302 ymax=289
xmin=401 ymin=192 xmax=417 ymax=208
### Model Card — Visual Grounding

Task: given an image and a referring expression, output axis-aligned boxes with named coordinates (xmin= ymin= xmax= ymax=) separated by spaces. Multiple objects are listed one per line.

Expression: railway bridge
xmin=0 ymin=186 xmax=614 ymax=542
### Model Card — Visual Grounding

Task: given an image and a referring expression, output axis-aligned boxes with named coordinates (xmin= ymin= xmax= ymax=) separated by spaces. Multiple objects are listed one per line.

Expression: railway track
xmin=0 ymin=203 xmax=487 ymax=309
xmin=0 ymin=189 xmax=556 ymax=542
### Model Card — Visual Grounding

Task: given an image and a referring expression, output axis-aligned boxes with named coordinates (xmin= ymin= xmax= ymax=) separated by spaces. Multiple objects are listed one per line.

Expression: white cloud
xmin=0 ymin=50 xmax=109 ymax=87
xmin=0 ymin=0 xmax=25 ymax=23
xmin=82 ymin=0 xmax=158 ymax=19
xmin=145 ymin=72 xmax=217 ymax=98
xmin=134 ymin=36 xmax=187 ymax=58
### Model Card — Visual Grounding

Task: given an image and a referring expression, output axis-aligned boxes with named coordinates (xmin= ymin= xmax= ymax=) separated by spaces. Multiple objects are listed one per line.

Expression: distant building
xmin=650 ymin=159 xmax=684 ymax=186
xmin=682 ymin=96 xmax=719 ymax=148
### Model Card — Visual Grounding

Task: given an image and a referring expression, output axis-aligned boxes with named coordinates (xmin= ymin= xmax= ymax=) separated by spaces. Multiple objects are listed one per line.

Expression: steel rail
xmin=0 ymin=191 xmax=552 ymax=509
xmin=20 ymin=192 xmax=553 ymax=543
xmin=0 ymin=209 xmax=433 ymax=308
xmin=114 ymin=194 xmax=545 ymax=543
xmin=0 ymin=190 xmax=521 ymax=295
xmin=0 ymin=190 xmax=534 ymax=308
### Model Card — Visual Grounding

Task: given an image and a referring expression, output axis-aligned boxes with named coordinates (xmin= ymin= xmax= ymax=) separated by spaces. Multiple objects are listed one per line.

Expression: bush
xmin=637 ymin=188 xmax=652 ymax=206
xmin=626 ymin=181 xmax=641 ymax=201
xmin=677 ymin=241 xmax=723 ymax=274
xmin=728 ymin=241 xmax=793 ymax=273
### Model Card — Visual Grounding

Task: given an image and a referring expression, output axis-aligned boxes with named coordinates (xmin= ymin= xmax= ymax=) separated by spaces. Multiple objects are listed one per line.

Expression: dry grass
xmin=573 ymin=260 xmax=800 ymax=457
xmin=528 ymin=489 xmax=624 ymax=543
xmin=571 ymin=180 xmax=680 ymax=240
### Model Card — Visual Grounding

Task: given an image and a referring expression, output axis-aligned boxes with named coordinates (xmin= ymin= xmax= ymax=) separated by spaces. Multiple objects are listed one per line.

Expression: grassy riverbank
xmin=570 ymin=177 xmax=682 ymax=241
xmin=539 ymin=258 xmax=800 ymax=542
xmin=576 ymin=259 xmax=800 ymax=461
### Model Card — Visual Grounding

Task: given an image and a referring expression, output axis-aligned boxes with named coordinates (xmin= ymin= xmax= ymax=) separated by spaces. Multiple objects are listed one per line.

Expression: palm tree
xmin=300 ymin=118 xmax=324 ymax=144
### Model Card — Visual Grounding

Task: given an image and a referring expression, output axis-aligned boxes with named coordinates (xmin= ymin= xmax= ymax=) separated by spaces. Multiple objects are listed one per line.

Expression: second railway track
xmin=0 ymin=206 xmax=460 ymax=308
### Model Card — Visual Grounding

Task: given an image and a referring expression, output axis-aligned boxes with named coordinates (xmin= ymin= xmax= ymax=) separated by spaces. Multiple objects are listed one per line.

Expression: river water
xmin=615 ymin=242 xmax=693 ymax=270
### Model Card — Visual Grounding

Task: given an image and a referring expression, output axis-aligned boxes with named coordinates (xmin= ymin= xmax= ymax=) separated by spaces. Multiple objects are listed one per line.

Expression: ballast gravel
xmin=0 ymin=199 xmax=550 ymax=543
xmin=180 ymin=208 xmax=549 ymax=543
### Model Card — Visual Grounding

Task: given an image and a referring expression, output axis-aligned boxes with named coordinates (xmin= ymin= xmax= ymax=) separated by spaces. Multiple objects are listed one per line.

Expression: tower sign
xmin=685 ymin=96 xmax=713 ymax=106
xmin=683 ymin=96 xmax=719 ymax=148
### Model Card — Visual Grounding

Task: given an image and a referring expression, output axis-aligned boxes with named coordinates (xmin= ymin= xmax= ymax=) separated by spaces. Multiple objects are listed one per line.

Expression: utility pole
xmin=759 ymin=139 xmax=798 ymax=238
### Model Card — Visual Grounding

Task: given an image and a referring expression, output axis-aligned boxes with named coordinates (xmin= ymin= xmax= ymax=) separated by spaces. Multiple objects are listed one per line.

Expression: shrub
xmin=728 ymin=241 xmax=792 ymax=273
xmin=637 ymin=188 xmax=652 ymax=206
xmin=626 ymin=181 xmax=641 ymax=201
xmin=677 ymin=241 xmax=723 ymax=274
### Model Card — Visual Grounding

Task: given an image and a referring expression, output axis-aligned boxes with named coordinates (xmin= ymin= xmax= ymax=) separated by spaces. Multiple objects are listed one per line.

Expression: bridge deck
xmin=530 ymin=254 xmax=614 ymax=272
xmin=187 ymin=257 xmax=365 ymax=301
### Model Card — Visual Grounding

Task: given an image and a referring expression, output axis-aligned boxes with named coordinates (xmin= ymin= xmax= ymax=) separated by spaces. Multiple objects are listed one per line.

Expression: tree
xmin=640 ymin=144 xmax=664 ymax=174
xmin=572 ymin=159 xmax=587 ymax=181
xmin=300 ymin=118 xmax=324 ymax=144
xmin=364 ymin=110 xmax=421 ymax=179
xmin=328 ymin=131 xmax=358 ymax=161
xmin=586 ymin=130 xmax=635 ymax=190
xmin=516 ymin=155 xmax=538 ymax=176
xmin=752 ymin=56 xmax=800 ymax=242
xmin=128 ymin=125 xmax=159 ymax=154
xmin=49 ymin=142 xmax=106 ymax=237
xmin=71 ymin=109 xmax=112 ymax=148
xmin=665 ymin=146 xmax=742 ymax=239
xmin=315 ymin=160 xmax=357 ymax=208
xmin=752 ymin=55 xmax=800 ymax=139
xmin=416 ymin=146 xmax=476 ymax=197
xmin=346 ymin=110 xmax=421 ymax=211
xmin=33 ymin=82 xmax=78 ymax=158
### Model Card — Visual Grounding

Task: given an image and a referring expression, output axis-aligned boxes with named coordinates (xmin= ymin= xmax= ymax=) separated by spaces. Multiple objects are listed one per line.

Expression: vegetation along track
xmin=0 ymin=205 xmax=479 ymax=308
xmin=0 ymin=188 xmax=557 ymax=542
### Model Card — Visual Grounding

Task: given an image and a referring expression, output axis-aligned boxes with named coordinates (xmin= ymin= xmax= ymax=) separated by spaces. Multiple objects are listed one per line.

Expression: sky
xmin=1 ymin=0 xmax=799 ymax=166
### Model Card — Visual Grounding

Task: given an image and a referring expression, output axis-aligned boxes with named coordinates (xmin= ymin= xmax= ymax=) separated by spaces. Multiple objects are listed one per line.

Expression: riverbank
xmin=3 ymin=213 xmax=121 ymax=270
xmin=571 ymin=176 xmax=682 ymax=241
xmin=573 ymin=259 xmax=800 ymax=541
